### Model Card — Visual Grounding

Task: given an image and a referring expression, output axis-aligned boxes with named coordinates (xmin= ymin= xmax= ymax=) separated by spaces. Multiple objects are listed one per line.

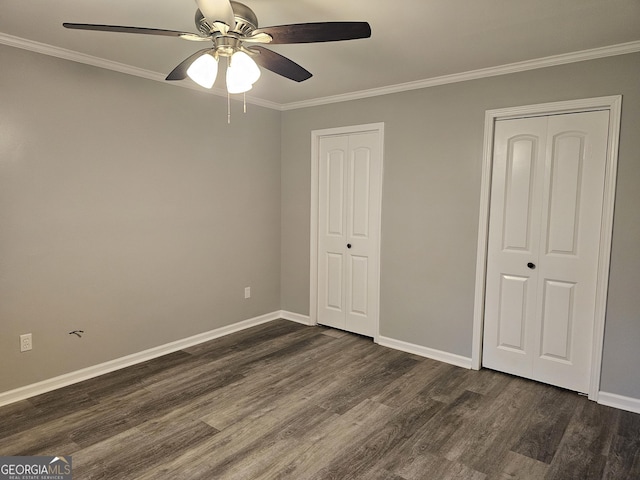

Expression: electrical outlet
xmin=20 ymin=333 xmax=32 ymax=352
xmin=244 ymin=286 xmax=251 ymax=299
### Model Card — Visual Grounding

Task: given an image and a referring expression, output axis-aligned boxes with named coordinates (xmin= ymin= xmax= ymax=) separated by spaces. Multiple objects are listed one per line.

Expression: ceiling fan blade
xmin=251 ymin=22 xmax=371 ymax=44
xmin=63 ymin=23 xmax=207 ymax=41
xmin=249 ymin=46 xmax=312 ymax=82
xmin=166 ymin=49 xmax=213 ymax=81
xmin=195 ymin=0 xmax=235 ymax=30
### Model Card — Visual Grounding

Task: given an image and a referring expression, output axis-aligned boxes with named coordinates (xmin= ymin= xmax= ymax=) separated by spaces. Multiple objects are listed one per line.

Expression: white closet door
xmin=483 ymin=110 xmax=610 ymax=393
xmin=317 ymin=131 xmax=381 ymax=337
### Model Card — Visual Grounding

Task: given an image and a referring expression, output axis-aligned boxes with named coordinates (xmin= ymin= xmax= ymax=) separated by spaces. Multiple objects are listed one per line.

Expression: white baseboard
xmin=597 ymin=391 xmax=640 ymax=415
xmin=0 ymin=311 xmax=285 ymax=408
xmin=6 ymin=312 xmax=637 ymax=416
xmin=279 ymin=310 xmax=314 ymax=326
xmin=378 ymin=335 xmax=473 ymax=369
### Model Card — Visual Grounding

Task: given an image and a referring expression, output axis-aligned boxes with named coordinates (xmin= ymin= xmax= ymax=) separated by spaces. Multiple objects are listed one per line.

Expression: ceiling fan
xmin=63 ymin=0 xmax=371 ymax=93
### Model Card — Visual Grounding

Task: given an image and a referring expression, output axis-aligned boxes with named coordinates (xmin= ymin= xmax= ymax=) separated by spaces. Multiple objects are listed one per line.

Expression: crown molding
xmin=2 ymin=32 xmax=639 ymax=112
xmin=0 ymin=32 xmax=281 ymax=110
xmin=280 ymin=40 xmax=640 ymax=110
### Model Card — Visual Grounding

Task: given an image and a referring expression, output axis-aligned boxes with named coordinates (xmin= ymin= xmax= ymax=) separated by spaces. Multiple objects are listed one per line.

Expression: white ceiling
xmin=2 ymin=0 xmax=640 ymax=108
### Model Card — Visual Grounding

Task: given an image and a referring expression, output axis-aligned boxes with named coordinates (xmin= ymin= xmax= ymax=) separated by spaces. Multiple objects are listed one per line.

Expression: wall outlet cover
xmin=20 ymin=333 xmax=32 ymax=352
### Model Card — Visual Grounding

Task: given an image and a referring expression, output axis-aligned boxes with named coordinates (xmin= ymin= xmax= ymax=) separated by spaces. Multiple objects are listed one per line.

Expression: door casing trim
xmin=471 ymin=96 xmax=622 ymax=401
xmin=309 ymin=122 xmax=385 ymax=342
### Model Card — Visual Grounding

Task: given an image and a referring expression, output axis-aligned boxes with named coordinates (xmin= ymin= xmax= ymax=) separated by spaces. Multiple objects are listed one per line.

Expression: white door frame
xmin=471 ymin=96 xmax=622 ymax=401
xmin=309 ymin=122 xmax=385 ymax=342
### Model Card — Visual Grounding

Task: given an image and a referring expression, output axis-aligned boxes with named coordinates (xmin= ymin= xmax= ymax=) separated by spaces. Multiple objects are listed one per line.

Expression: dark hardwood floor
xmin=1 ymin=319 xmax=639 ymax=479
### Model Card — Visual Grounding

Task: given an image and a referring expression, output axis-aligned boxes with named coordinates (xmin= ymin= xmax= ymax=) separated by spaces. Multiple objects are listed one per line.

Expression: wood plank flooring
xmin=1 ymin=319 xmax=639 ymax=479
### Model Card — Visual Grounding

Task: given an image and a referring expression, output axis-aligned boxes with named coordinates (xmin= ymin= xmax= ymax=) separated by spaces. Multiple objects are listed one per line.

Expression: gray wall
xmin=0 ymin=45 xmax=282 ymax=392
xmin=2 ymin=43 xmax=639 ymax=401
xmin=280 ymin=52 xmax=640 ymax=399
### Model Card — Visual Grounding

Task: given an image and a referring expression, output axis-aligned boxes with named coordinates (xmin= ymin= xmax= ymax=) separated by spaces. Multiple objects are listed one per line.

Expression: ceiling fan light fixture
xmin=229 ymin=51 xmax=261 ymax=84
xmin=187 ymin=52 xmax=218 ymax=88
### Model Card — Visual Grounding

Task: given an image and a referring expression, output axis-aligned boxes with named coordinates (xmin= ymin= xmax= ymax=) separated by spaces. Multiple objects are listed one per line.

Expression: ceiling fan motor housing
xmin=195 ymin=1 xmax=258 ymax=36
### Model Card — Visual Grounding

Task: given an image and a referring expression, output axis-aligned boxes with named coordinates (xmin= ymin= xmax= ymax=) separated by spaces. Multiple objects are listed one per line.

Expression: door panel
xmin=349 ymin=147 xmax=371 ymax=239
xmin=497 ymin=274 xmax=529 ymax=352
xmin=326 ymin=253 xmax=344 ymax=311
xmin=545 ymin=133 xmax=585 ymax=255
xmin=483 ymin=110 xmax=610 ymax=393
xmin=483 ymin=117 xmax=546 ymax=377
xmin=344 ymin=132 xmax=381 ymax=336
xmin=349 ymin=255 xmax=368 ymax=315
xmin=539 ymin=279 xmax=575 ymax=361
xmin=318 ymin=136 xmax=349 ymax=328
xmin=532 ymin=110 xmax=610 ymax=392
xmin=327 ymin=150 xmax=345 ymax=236
xmin=503 ymin=136 xmax=538 ymax=252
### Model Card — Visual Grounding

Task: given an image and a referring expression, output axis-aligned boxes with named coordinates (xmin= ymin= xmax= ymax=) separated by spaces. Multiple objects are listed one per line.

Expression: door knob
xmin=347 ymin=243 xmax=352 ymax=249
xmin=527 ymin=262 xmax=536 ymax=269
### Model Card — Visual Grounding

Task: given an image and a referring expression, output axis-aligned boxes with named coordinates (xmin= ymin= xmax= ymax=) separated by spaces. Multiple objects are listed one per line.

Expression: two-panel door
xmin=317 ymin=131 xmax=381 ymax=337
xmin=482 ymin=111 xmax=610 ymax=393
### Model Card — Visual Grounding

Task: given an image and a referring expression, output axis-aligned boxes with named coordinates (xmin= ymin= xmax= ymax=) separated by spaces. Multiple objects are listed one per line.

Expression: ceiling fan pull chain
xmin=227 ymin=89 xmax=231 ymax=124
xmin=243 ymin=92 xmax=247 ymax=113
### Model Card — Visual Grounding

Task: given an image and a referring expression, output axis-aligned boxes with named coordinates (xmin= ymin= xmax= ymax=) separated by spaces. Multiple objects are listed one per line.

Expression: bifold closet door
xmin=317 ymin=131 xmax=381 ymax=337
xmin=482 ymin=110 xmax=610 ymax=393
